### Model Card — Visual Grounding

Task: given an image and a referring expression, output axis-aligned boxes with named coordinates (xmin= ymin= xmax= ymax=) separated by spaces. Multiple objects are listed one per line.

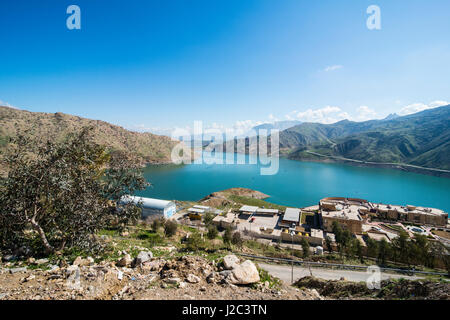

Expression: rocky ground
xmin=0 ymin=253 xmax=321 ymax=300
xmin=294 ymin=276 xmax=450 ymax=300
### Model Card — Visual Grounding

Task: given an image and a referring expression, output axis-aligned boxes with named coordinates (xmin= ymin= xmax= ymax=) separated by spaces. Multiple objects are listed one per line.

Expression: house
xmin=279 ymin=208 xmax=301 ymax=228
xmin=120 ymin=196 xmax=176 ymax=219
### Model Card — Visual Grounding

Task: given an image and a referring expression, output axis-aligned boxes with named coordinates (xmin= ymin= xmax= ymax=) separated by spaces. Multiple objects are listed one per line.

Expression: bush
xmin=185 ymin=233 xmax=205 ymax=252
xmin=300 ymin=238 xmax=310 ymax=258
xmin=151 ymin=218 xmax=165 ymax=233
xmin=164 ymin=220 xmax=178 ymax=237
xmin=223 ymin=227 xmax=233 ymax=245
xmin=203 ymin=212 xmax=214 ymax=226
xmin=207 ymin=225 xmax=218 ymax=240
xmin=231 ymin=231 xmax=243 ymax=248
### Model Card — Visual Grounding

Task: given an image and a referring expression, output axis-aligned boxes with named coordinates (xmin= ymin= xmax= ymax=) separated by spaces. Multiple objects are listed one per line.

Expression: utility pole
xmin=290 ymin=231 xmax=294 ymax=284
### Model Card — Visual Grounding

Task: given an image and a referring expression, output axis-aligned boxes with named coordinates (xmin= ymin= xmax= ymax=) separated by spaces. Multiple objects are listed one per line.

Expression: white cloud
xmin=353 ymin=106 xmax=377 ymax=121
xmin=324 ymin=65 xmax=343 ymax=72
xmin=292 ymin=106 xmax=347 ymax=124
xmin=398 ymin=100 xmax=449 ymax=116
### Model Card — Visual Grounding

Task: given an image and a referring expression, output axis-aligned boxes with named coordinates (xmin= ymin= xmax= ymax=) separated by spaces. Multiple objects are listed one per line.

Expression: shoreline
xmin=287 ymin=155 xmax=450 ymax=179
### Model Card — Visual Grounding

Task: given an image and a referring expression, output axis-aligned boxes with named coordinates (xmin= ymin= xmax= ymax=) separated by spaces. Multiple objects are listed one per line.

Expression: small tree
xmin=353 ymin=238 xmax=364 ymax=263
xmin=377 ymin=238 xmax=390 ymax=266
xmin=203 ymin=212 xmax=214 ymax=226
xmin=164 ymin=220 xmax=178 ymax=237
xmin=185 ymin=232 xmax=205 ymax=252
xmin=151 ymin=218 xmax=164 ymax=233
xmin=231 ymin=231 xmax=243 ymax=248
xmin=325 ymin=236 xmax=333 ymax=252
xmin=206 ymin=225 xmax=218 ymax=240
xmin=300 ymin=238 xmax=310 ymax=258
xmin=223 ymin=227 xmax=233 ymax=246
xmin=0 ymin=128 xmax=148 ymax=255
xmin=366 ymin=237 xmax=378 ymax=258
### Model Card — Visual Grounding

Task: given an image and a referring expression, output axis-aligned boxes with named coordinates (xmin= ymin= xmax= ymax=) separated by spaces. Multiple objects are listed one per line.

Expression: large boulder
xmin=228 ymin=260 xmax=260 ymax=285
xmin=186 ymin=274 xmax=201 ymax=284
xmin=223 ymin=255 xmax=240 ymax=270
xmin=135 ymin=251 xmax=153 ymax=266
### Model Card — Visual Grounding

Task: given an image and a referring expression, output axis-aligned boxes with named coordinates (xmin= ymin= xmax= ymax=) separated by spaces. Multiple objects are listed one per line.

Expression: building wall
xmin=322 ymin=216 xmax=362 ymax=234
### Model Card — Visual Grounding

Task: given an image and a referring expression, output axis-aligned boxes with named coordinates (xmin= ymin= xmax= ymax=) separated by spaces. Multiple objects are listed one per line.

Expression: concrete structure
xmin=239 ymin=205 xmax=258 ymax=213
xmin=279 ymin=208 xmax=301 ymax=227
xmin=369 ymin=203 xmax=448 ymax=226
xmin=255 ymin=208 xmax=279 ymax=216
xmin=319 ymin=198 xmax=364 ymax=234
xmin=213 ymin=212 xmax=237 ymax=229
xmin=120 ymin=196 xmax=176 ymax=219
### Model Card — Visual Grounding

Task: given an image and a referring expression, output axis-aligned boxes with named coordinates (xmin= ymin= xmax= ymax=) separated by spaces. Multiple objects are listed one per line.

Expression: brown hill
xmin=0 ymin=106 xmax=178 ymax=168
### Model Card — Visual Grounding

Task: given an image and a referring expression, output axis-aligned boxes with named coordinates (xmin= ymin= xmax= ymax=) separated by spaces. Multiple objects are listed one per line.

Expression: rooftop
xmin=256 ymin=208 xmax=279 ymax=214
xmin=283 ymin=208 xmax=301 ymax=223
xmin=120 ymin=196 xmax=175 ymax=210
xmin=239 ymin=205 xmax=259 ymax=213
xmin=321 ymin=205 xmax=362 ymax=221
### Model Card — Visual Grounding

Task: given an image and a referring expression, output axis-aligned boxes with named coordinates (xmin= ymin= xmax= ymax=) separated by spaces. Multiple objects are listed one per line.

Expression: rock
xmin=165 ymin=277 xmax=181 ymax=285
xmin=117 ymin=254 xmax=132 ymax=267
xmin=72 ymin=256 xmax=92 ymax=267
xmin=35 ymin=258 xmax=49 ymax=265
xmin=20 ymin=274 xmax=35 ymax=283
xmin=200 ymin=286 xmax=207 ymax=292
xmin=228 ymin=260 xmax=260 ymax=285
xmin=142 ymin=259 xmax=165 ymax=272
xmin=206 ymin=272 xmax=218 ymax=284
xmin=186 ymin=274 xmax=201 ymax=284
xmin=2 ymin=254 xmax=17 ymax=262
xmin=310 ymin=289 xmax=323 ymax=300
xmin=27 ymin=257 xmax=36 ymax=264
xmin=179 ymin=281 xmax=187 ymax=288
xmin=135 ymin=251 xmax=153 ymax=266
xmin=223 ymin=255 xmax=240 ymax=270
xmin=66 ymin=265 xmax=79 ymax=275
xmin=219 ymin=270 xmax=232 ymax=277
xmin=9 ymin=267 xmax=27 ymax=274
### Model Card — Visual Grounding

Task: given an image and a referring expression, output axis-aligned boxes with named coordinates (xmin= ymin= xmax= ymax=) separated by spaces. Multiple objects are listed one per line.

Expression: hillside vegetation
xmin=280 ymin=106 xmax=450 ymax=171
xmin=0 ymin=106 xmax=178 ymax=170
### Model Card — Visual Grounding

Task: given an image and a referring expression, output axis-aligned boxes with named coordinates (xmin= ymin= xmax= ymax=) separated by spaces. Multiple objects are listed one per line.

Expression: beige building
xmin=370 ymin=203 xmax=448 ymax=226
xmin=319 ymin=198 xmax=365 ymax=234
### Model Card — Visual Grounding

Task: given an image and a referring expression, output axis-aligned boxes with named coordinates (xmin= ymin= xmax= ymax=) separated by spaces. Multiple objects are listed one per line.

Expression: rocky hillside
xmin=294 ymin=276 xmax=449 ymax=300
xmin=0 ymin=106 xmax=178 ymax=167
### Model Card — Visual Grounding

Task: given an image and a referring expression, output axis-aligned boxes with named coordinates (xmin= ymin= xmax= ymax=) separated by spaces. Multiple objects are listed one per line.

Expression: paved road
xmin=259 ymin=262 xmax=423 ymax=284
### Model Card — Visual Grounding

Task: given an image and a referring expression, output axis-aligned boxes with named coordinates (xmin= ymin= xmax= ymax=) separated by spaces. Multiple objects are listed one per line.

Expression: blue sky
xmin=0 ymin=0 xmax=449 ymax=134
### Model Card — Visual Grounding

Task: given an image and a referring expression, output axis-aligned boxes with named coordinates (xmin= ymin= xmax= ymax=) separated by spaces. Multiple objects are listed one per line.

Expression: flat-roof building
xmin=319 ymin=198 xmax=364 ymax=234
xmin=279 ymin=208 xmax=301 ymax=227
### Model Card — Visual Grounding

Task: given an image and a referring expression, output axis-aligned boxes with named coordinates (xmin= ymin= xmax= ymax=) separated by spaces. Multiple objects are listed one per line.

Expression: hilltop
xmin=0 ymin=106 xmax=178 ymax=170
xmin=281 ymin=106 xmax=450 ymax=172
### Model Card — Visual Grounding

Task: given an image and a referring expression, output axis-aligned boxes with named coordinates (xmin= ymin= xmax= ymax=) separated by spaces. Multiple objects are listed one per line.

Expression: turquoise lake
xmin=137 ymin=153 xmax=450 ymax=213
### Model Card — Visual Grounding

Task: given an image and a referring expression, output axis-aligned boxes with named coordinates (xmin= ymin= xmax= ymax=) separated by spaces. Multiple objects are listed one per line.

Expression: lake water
xmin=137 ymin=153 xmax=450 ymax=213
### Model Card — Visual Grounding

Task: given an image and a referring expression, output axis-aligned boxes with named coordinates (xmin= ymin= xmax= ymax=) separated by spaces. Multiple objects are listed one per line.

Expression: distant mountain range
xmin=0 ymin=106 xmax=178 ymax=169
xmin=251 ymin=120 xmax=302 ymax=133
xmin=279 ymin=106 xmax=450 ymax=171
